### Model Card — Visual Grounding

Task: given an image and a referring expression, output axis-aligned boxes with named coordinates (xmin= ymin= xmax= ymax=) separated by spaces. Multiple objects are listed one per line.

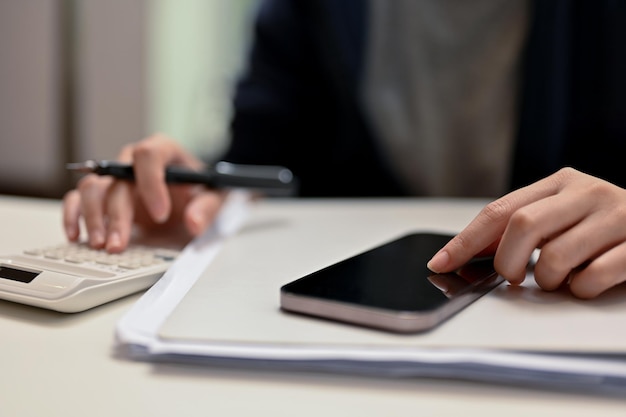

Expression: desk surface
xmin=1 ymin=195 xmax=624 ymax=417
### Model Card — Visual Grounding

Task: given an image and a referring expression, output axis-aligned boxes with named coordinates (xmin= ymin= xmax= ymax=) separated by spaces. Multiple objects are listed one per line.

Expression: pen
xmin=66 ymin=160 xmax=297 ymax=196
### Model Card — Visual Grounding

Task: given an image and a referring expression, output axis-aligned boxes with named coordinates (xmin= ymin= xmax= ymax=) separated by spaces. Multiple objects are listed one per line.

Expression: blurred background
xmin=0 ymin=0 xmax=258 ymax=198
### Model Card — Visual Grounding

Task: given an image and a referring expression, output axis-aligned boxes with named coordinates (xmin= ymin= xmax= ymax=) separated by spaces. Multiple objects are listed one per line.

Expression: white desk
xmin=1 ymin=195 xmax=624 ymax=416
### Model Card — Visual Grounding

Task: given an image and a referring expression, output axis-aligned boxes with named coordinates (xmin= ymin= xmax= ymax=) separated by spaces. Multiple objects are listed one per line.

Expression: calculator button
xmin=64 ymin=255 xmax=86 ymax=264
xmin=142 ymin=257 xmax=160 ymax=266
xmin=44 ymin=251 xmax=64 ymax=260
xmin=16 ymin=242 xmax=180 ymax=279
xmin=153 ymin=249 xmax=179 ymax=261
xmin=95 ymin=257 xmax=118 ymax=266
xmin=10 ymin=255 xmax=116 ymax=278
xmin=118 ymin=261 xmax=142 ymax=269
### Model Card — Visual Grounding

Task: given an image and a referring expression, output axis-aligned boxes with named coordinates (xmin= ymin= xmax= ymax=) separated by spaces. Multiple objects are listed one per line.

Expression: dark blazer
xmin=220 ymin=0 xmax=626 ymax=197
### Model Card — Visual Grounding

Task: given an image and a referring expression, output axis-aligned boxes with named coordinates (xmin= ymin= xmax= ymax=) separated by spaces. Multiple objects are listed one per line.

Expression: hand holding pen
xmin=62 ymin=135 xmax=296 ymax=252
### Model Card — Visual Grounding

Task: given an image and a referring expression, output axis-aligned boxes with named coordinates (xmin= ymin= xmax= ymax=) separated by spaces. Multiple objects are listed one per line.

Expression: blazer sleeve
xmin=219 ymin=0 xmax=333 ymax=169
xmin=218 ymin=0 xmax=407 ymax=197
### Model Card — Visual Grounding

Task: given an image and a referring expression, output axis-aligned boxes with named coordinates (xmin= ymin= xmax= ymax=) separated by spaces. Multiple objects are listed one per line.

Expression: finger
xmin=62 ymin=189 xmax=82 ymax=241
xmin=76 ymin=174 xmax=112 ymax=248
xmin=533 ymin=208 xmax=626 ymax=291
xmin=183 ymin=190 xmax=227 ymax=236
xmin=428 ymin=168 xmax=586 ymax=274
xmin=130 ymin=135 xmax=201 ymax=224
xmin=494 ymin=190 xmax=596 ymax=284
xmin=428 ymin=175 xmax=565 ymax=273
xmin=568 ymin=241 xmax=626 ymax=299
xmin=104 ymin=180 xmax=136 ymax=253
xmin=131 ymin=143 xmax=171 ymax=223
xmin=474 ymin=238 xmax=501 ymax=258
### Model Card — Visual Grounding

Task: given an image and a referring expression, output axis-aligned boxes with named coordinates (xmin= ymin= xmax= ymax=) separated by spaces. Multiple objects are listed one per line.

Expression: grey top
xmin=363 ymin=0 xmax=529 ymax=197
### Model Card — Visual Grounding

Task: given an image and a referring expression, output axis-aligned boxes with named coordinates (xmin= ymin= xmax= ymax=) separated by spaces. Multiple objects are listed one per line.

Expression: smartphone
xmin=280 ymin=232 xmax=503 ymax=333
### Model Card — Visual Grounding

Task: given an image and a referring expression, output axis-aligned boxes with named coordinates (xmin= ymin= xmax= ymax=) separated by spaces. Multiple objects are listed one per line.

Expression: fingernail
xmin=90 ymin=230 xmax=105 ymax=248
xmin=152 ymin=204 xmax=169 ymax=224
xmin=106 ymin=231 xmax=122 ymax=252
xmin=187 ymin=210 xmax=205 ymax=235
xmin=65 ymin=225 xmax=77 ymax=241
xmin=427 ymin=249 xmax=449 ymax=273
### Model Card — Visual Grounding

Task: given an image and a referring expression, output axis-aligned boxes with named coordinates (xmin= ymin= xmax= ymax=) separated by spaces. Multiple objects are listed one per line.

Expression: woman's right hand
xmin=428 ymin=168 xmax=626 ymax=299
xmin=62 ymin=134 xmax=228 ymax=252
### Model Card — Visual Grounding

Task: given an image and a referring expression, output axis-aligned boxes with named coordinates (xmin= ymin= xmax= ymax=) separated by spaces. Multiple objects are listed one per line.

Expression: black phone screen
xmin=280 ymin=232 xmax=502 ymax=333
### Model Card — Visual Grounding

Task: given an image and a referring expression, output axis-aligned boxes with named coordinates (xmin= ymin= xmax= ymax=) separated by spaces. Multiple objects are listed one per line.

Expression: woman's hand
xmin=62 ymin=134 xmax=227 ymax=252
xmin=428 ymin=168 xmax=626 ymax=299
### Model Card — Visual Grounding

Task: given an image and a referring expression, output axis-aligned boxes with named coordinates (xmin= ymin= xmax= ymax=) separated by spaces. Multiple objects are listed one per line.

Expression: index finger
xmin=123 ymin=136 xmax=190 ymax=223
xmin=427 ymin=172 xmax=567 ymax=273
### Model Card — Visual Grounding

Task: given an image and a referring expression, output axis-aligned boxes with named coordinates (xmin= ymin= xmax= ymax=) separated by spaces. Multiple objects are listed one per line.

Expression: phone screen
xmin=280 ymin=232 xmax=503 ymax=333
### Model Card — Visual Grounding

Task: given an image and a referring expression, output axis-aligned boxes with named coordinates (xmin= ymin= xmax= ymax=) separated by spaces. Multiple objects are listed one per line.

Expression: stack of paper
xmin=115 ymin=195 xmax=626 ymax=395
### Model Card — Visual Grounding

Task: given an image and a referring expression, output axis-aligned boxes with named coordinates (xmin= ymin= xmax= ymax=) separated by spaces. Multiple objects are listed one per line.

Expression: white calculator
xmin=0 ymin=242 xmax=180 ymax=313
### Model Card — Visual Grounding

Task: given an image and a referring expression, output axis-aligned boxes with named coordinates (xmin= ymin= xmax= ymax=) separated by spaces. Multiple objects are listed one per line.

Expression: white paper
xmin=115 ymin=197 xmax=626 ymax=395
xmin=115 ymin=190 xmax=251 ymax=351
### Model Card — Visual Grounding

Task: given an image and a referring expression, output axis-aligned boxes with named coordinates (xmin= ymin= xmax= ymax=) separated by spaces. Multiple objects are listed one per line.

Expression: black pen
xmin=66 ymin=160 xmax=297 ymax=196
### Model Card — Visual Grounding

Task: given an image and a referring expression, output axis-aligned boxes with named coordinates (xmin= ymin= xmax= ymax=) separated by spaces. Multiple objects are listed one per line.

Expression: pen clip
xmin=211 ymin=161 xmax=297 ymax=196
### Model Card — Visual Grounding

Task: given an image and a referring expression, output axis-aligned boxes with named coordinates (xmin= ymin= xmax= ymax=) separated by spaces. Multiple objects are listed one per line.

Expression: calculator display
xmin=0 ymin=265 xmax=39 ymax=283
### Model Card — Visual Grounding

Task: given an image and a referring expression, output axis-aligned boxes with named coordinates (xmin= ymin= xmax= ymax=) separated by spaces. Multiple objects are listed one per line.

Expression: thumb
xmin=184 ymin=191 xmax=228 ymax=236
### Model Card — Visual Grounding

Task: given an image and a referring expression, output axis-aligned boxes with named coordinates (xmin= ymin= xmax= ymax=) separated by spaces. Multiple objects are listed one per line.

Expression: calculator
xmin=0 ymin=242 xmax=180 ymax=313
